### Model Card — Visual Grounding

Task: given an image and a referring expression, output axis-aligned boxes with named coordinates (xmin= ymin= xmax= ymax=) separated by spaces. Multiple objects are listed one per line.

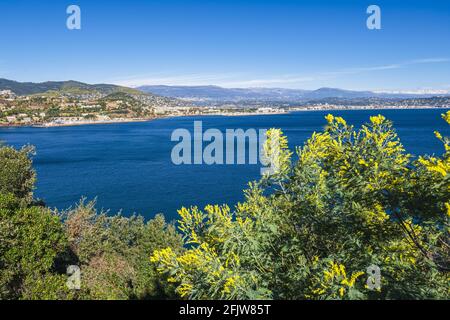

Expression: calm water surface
xmin=0 ymin=109 xmax=448 ymax=220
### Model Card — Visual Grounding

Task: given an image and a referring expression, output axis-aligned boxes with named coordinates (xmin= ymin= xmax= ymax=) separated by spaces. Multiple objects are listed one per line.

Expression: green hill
xmin=0 ymin=78 xmax=144 ymax=96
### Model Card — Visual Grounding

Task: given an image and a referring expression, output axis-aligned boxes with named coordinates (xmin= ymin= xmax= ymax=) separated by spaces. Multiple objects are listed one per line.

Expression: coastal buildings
xmin=0 ymin=83 xmax=449 ymax=127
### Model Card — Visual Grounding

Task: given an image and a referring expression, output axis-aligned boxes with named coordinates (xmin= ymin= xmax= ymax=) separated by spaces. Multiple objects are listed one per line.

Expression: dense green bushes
xmin=0 ymin=193 xmax=70 ymax=299
xmin=62 ymin=200 xmax=183 ymax=299
xmin=0 ymin=146 xmax=183 ymax=300
xmin=0 ymin=145 xmax=36 ymax=202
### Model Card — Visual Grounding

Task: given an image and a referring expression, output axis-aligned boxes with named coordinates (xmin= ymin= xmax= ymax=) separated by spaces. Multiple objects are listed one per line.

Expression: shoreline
xmin=0 ymin=118 xmax=155 ymax=129
xmin=34 ymin=118 xmax=153 ymax=128
xmin=1 ymin=106 xmax=448 ymax=128
xmin=289 ymin=106 xmax=450 ymax=113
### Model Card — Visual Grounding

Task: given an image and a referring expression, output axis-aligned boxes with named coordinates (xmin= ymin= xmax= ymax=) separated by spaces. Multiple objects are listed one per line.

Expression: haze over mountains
xmin=1 ymin=78 xmax=449 ymax=105
xmin=137 ymin=85 xmax=450 ymax=103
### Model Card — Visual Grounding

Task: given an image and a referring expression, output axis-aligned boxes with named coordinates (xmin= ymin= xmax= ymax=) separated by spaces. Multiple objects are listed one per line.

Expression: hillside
xmin=0 ymin=79 xmax=192 ymax=126
xmin=0 ymin=78 xmax=144 ymax=96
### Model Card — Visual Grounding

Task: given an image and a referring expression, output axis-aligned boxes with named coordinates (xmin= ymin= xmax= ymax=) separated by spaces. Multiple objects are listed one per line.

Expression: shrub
xmin=0 ymin=193 xmax=70 ymax=300
xmin=152 ymin=112 xmax=450 ymax=300
xmin=0 ymin=145 xmax=35 ymax=202
xmin=62 ymin=200 xmax=184 ymax=300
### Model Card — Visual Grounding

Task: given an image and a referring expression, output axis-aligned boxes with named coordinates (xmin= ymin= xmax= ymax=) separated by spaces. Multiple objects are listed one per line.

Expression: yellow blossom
xmin=443 ymin=111 xmax=450 ymax=125
xmin=370 ymin=115 xmax=386 ymax=126
xmin=335 ymin=116 xmax=347 ymax=126
xmin=222 ymin=275 xmax=240 ymax=295
xmin=313 ymin=262 xmax=364 ymax=299
xmin=359 ymin=159 xmax=369 ymax=167
xmin=178 ymin=283 xmax=193 ymax=298
xmin=325 ymin=114 xmax=335 ymax=124
xmin=150 ymin=247 xmax=176 ymax=268
xmin=167 ymin=277 xmax=177 ymax=283
xmin=419 ymin=157 xmax=448 ymax=177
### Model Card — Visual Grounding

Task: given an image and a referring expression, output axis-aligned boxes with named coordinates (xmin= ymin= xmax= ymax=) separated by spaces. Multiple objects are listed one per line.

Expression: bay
xmin=0 ymin=109 xmax=448 ymax=221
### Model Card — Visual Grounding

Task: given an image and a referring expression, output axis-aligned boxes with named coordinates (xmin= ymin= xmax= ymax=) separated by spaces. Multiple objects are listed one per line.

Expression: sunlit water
xmin=0 ymin=109 xmax=448 ymax=221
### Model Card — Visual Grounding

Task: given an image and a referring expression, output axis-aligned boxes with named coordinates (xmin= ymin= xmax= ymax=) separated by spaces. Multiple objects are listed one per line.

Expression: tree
xmin=0 ymin=144 xmax=36 ymax=202
xmin=0 ymin=143 xmax=72 ymax=300
xmin=151 ymin=112 xmax=450 ymax=300
xmin=0 ymin=193 xmax=71 ymax=300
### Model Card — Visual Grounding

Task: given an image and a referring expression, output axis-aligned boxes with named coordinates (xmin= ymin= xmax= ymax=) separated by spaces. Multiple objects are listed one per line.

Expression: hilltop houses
xmin=0 ymin=90 xmax=16 ymax=97
xmin=6 ymin=116 xmax=17 ymax=123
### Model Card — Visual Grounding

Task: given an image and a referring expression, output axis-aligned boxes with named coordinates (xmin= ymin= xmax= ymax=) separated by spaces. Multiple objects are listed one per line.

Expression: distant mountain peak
xmin=136 ymin=84 xmax=450 ymax=105
xmin=2 ymin=79 xmax=448 ymax=105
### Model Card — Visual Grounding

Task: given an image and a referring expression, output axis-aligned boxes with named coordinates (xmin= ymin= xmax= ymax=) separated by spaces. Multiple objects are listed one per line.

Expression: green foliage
xmin=0 ymin=78 xmax=143 ymax=96
xmin=0 ymin=144 xmax=36 ymax=202
xmin=0 ymin=144 xmax=183 ymax=300
xmin=152 ymin=112 xmax=450 ymax=300
xmin=62 ymin=199 xmax=184 ymax=300
xmin=0 ymin=193 xmax=71 ymax=300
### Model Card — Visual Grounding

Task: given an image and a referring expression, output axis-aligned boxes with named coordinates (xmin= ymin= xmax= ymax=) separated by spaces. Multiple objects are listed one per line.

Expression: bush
xmin=0 ymin=145 xmax=35 ymax=202
xmin=62 ymin=200 xmax=184 ymax=300
xmin=0 ymin=143 xmax=184 ymax=300
xmin=0 ymin=193 xmax=71 ymax=300
xmin=151 ymin=112 xmax=450 ymax=300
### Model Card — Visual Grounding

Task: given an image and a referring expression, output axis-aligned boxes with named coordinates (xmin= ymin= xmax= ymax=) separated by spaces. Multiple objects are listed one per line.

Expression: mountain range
xmin=137 ymin=85 xmax=450 ymax=103
xmin=1 ymin=78 xmax=449 ymax=104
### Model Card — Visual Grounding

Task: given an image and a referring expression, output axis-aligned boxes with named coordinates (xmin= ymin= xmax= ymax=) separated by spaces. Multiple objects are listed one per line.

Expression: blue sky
xmin=0 ymin=0 xmax=449 ymax=92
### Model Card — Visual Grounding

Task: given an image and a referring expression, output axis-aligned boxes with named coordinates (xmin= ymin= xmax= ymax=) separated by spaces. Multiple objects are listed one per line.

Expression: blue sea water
xmin=0 ymin=109 xmax=448 ymax=221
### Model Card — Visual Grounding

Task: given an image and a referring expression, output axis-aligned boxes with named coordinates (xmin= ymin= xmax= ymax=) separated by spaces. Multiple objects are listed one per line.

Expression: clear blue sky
xmin=0 ymin=0 xmax=449 ymax=92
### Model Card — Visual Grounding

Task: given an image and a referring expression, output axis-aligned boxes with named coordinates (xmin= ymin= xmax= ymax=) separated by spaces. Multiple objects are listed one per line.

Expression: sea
xmin=0 ymin=109 xmax=448 ymax=221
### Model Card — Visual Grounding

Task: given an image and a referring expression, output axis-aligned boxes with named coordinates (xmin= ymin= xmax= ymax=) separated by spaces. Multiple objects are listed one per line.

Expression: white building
xmin=6 ymin=116 xmax=17 ymax=123
xmin=0 ymin=90 xmax=16 ymax=98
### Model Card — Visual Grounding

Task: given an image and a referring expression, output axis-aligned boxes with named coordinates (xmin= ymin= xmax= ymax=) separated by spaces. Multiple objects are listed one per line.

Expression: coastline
xmin=0 ymin=117 xmax=155 ymax=129
xmin=34 ymin=118 xmax=153 ymax=128
xmin=1 ymin=106 xmax=449 ymax=129
xmin=0 ymin=111 xmax=289 ymax=128
xmin=289 ymin=106 xmax=450 ymax=113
